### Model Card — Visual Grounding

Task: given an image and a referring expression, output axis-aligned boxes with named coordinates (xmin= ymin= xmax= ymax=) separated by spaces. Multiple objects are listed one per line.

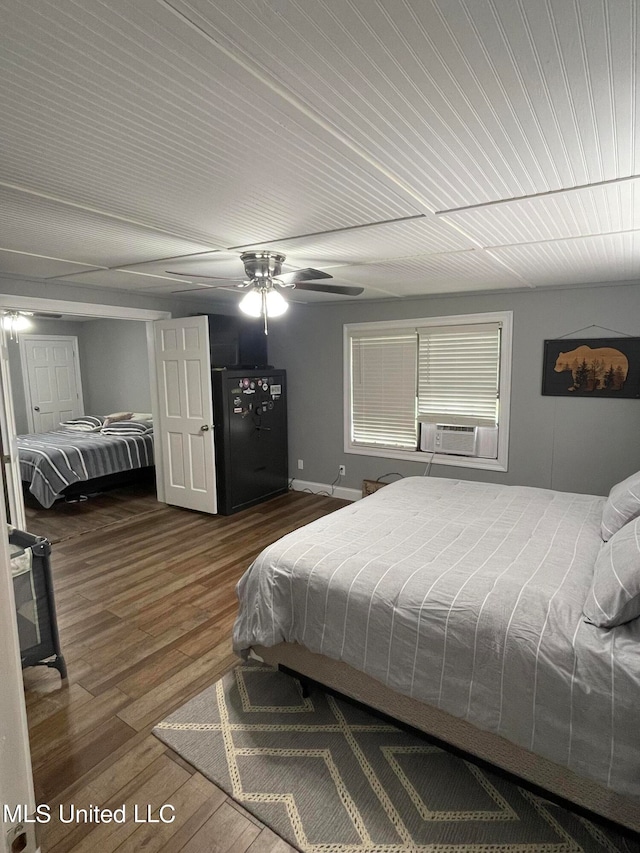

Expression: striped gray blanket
xmin=18 ymin=428 xmax=154 ymax=507
xmin=234 ymin=476 xmax=640 ymax=799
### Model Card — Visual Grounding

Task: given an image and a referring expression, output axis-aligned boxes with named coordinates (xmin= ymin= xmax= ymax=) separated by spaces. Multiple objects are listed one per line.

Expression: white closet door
xmin=20 ymin=335 xmax=83 ymax=433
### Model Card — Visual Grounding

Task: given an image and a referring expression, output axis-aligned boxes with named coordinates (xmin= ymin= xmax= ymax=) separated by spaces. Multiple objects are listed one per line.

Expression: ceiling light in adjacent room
xmin=2 ymin=311 xmax=32 ymax=340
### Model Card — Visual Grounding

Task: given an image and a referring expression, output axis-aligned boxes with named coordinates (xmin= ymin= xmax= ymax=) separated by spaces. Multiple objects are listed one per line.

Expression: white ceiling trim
xmin=0 ymin=247 xmax=104 ymax=270
xmin=436 ymin=172 xmax=640 ymax=216
xmin=0 ymin=295 xmax=170 ymax=322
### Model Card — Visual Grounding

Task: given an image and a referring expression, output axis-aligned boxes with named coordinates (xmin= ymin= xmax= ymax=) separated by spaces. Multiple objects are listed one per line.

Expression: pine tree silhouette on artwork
xmin=572 ymin=359 xmax=589 ymax=391
xmin=603 ymin=364 xmax=615 ymax=390
xmin=587 ymin=358 xmax=604 ymax=390
xmin=613 ymin=365 xmax=626 ymax=390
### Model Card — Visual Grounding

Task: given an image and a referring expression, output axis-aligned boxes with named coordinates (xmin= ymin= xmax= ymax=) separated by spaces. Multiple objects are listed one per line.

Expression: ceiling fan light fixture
xmin=265 ymin=289 xmax=288 ymax=317
xmin=238 ymin=289 xmax=263 ymax=317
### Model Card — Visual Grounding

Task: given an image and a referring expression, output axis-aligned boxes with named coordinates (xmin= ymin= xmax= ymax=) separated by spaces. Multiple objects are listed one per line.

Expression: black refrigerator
xmin=212 ymin=368 xmax=288 ymax=515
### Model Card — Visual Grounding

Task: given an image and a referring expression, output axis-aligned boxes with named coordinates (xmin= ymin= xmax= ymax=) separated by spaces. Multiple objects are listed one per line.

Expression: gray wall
xmin=268 ymin=281 xmax=640 ymax=497
xmin=79 ymin=319 xmax=151 ymax=415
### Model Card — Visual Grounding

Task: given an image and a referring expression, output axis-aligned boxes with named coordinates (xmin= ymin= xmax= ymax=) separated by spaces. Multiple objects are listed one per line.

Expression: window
xmin=351 ymin=331 xmax=417 ymax=450
xmin=417 ymin=323 xmax=500 ymax=426
xmin=344 ymin=311 xmax=512 ymax=471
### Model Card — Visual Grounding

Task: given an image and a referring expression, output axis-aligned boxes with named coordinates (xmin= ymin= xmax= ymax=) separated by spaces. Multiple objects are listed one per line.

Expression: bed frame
xmin=22 ymin=465 xmax=155 ymax=507
xmin=254 ymin=642 xmax=640 ymax=835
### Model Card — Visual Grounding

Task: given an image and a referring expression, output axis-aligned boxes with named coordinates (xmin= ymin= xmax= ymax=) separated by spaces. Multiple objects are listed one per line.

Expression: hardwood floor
xmin=22 ymin=486 xmax=349 ymax=853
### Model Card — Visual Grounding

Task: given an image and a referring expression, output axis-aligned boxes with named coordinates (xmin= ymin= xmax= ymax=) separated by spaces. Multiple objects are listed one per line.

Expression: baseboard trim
xmin=291 ymin=479 xmax=359 ymax=502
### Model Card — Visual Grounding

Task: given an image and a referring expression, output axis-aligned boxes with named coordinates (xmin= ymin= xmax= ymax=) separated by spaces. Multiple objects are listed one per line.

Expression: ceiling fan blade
xmin=171 ymin=279 xmax=251 ymax=293
xmin=291 ymin=282 xmax=364 ymax=296
xmin=31 ymin=312 xmax=63 ymax=319
xmin=277 ymin=267 xmax=333 ymax=284
xmin=166 ymin=270 xmax=248 ymax=282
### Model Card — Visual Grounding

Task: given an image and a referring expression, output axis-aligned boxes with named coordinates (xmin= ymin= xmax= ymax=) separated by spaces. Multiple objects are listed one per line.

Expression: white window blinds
xmin=351 ymin=332 xmax=417 ymax=449
xmin=417 ymin=323 xmax=500 ymax=426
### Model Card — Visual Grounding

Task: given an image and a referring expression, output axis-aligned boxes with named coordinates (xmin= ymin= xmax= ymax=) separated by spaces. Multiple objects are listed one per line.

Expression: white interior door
xmin=0 ymin=328 xmax=26 ymax=530
xmin=20 ymin=335 xmax=84 ymax=433
xmin=154 ymin=316 xmax=217 ymax=514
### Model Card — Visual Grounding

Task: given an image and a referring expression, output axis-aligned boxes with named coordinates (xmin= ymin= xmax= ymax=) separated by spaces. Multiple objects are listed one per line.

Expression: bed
xmin=18 ymin=416 xmax=154 ymax=508
xmin=233 ymin=475 xmax=640 ymax=832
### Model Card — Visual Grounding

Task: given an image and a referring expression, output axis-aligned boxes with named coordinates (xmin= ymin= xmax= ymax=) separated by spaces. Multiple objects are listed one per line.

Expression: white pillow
xmin=601 ymin=470 xmax=640 ymax=541
xmin=103 ymin=411 xmax=134 ymax=426
xmin=584 ymin=517 xmax=640 ymax=627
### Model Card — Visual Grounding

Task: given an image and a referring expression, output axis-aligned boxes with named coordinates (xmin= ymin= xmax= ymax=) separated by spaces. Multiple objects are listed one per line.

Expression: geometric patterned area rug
xmin=153 ymin=664 xmax=639 ymax=853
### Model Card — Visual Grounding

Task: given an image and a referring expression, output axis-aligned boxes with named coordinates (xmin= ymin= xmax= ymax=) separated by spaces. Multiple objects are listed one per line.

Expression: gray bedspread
xmin=233 ymin=476 xmax=640 ymax=798
xmin=18 ymin=428 xmax=154 ymax=507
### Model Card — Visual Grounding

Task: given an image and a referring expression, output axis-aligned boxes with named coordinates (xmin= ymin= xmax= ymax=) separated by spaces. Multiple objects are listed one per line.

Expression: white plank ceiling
xmin=0 ymin=0 xmax=638 ymax=307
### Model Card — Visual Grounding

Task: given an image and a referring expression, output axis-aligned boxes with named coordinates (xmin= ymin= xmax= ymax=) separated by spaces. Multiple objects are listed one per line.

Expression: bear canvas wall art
xmin=542 ymin=338 xmax=640 ymax=398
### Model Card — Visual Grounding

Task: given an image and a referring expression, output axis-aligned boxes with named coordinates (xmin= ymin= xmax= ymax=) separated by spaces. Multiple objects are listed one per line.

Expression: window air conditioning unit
xmin=432 ymin=424 xmax=478 ymax=457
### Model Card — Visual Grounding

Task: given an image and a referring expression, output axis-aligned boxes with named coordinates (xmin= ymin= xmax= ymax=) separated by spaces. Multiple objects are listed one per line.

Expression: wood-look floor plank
xmin=246 ymin=830 xmax=299 ymax=853
xmin=35 ymin=717 xmax=137 ymax=802
xmin=179 ymin=801 xmax=262 ymax=853
xmin=42 ymin=737 xmax=169 ymax=851
xmin=25 ymin=682 xmax=94 ymax=728
xmin=29 ymin=688 xmax=131 ymax=765
xmin=56 ymin=600 xmax=108 ymax=629
xmin=174 ymin=612 xmax=239 ymax=659
xmin=49 ymin=755 xmax=190 ymax=853
xmin=77 ymin=631 xmax=214 ymax=696
xmin=43 ymin=729 xmax=168 ymax=819
xmin=24 ymin=483 xmax=164 ymax=544
xmin=113 ymin=773 xmax=226 ymax=853
xmin=116 ymin=648 xmax=193 ymax=700
xmin=116 ymin=642 xmax=238 ymax=731
xmin=23 ymin=658 xmax=94 ymax=697
xmin=23 ymin=486 xmax=350 ymax=852
xmin=155 ymin=790 xmax=229 ymax=853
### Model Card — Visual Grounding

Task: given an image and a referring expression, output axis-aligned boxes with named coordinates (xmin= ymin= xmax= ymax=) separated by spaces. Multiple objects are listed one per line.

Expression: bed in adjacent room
xmin=18 ymin=415 xmax=154 ymax=507
xmin=233 ymin=474 xmax=640 ymax=832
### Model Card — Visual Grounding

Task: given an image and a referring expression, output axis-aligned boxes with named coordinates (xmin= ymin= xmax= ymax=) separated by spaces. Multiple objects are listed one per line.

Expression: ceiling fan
xmin=169 ymin=250 xmax=364 ymax=334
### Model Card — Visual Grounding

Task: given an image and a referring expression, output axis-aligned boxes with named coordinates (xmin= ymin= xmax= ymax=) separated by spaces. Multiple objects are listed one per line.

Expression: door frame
xmin=0 ymin=295 xmax=171 ymax=519
xmin=19 ymin=334 xmax=85 ymax=434
xmin=0 ymin=295 xmax=172 ymax=841
xmin=0 ymin=482 xmax=37 ymax=852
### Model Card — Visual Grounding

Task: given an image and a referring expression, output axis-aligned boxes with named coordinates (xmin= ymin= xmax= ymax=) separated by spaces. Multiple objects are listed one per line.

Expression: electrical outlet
xmin=338 ymin=465 xmax=346 ymax=476
xmin=5 ymin=820 xmax=37 ymax=853
xmin=297 ymin=459 xmax=304 ymax=470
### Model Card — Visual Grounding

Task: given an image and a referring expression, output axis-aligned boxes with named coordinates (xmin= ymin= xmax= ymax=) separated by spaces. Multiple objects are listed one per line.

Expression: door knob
xmin=200 ymin=424 xmax=209 ymax=431
xmin=34 ymin=406 xmax=40 ymax=411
